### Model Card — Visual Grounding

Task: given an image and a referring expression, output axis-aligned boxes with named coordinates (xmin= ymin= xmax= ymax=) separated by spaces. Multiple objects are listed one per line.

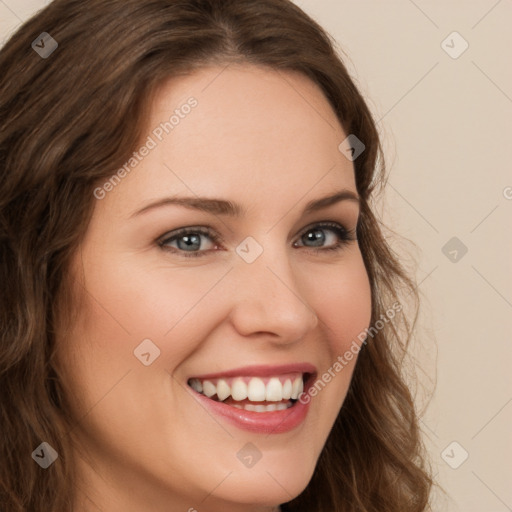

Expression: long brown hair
xmin=0 ymin=0 xmax=432 ymax=510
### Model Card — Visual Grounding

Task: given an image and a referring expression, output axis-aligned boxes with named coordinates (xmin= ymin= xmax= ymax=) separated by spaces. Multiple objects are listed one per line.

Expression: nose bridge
xmin=229 ymin=241 xmax=318 ymax=340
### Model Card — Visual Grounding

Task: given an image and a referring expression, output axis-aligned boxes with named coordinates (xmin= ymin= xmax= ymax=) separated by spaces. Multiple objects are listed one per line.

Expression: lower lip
xmin=191 ymin=389 xmax=312 ymax=434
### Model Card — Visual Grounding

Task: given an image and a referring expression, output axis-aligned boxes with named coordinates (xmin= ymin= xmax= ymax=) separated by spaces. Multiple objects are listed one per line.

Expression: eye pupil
xmin=304 ymin=229 xmax=325 ymax=247
xmin=178 ymin=234 xmax=201 ymax=250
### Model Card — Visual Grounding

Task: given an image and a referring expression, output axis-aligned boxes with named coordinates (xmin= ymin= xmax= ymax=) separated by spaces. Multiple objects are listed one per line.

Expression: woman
xmin=0 ymin=0 xmax=433 ymax=510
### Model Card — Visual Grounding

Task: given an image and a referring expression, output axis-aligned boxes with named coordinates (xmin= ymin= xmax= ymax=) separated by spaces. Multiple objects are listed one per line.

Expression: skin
xmin=56 ymin=64 xmax=372 ymax=512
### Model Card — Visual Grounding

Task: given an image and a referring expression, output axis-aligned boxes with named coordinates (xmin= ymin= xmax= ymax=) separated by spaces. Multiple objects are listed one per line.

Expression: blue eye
xmin=158 ymin=227 xmax=220 ymax=257
xmin=158 ymin=222 xmax=356 ymax=258
xmin=294 ymin=222 xmax=356 ymax=250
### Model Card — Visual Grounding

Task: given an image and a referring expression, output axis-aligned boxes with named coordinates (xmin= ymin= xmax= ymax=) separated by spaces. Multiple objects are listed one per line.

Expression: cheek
xmin=300 ymin=250 xmax=371 ymax=412
xmin=312 ymin=252 xmax=372 ymax=357
xmin=57 ymin=251 xmax=235 ymax=416
xmin=73 ymin=243 xmax=231 ymax=344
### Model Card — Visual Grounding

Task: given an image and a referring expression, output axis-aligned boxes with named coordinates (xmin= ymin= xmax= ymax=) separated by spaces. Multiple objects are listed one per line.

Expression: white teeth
xmin=202 ymin=380 xmax=216 ymax=398
xmin=247 ymin=377 xmax=266 ymax=401
xmin=265 ymin=378 xmax=283 ymax=401
xmin=231 ymin=378 xmax=248 ymax=401
xmin=216 ymin=379 xmax=231 ymax=401
xmin=290 ymin=377 xmax=303 ymax=399
xmin=282 ymin=379 xmax=292 ymax=399
xmin=190 ymin=379 xmax=203 ymax=393
xmin=189 ymin=374 xmax=306 ymax=403
xmin=229 ymin=402 xmax=292 ymax=412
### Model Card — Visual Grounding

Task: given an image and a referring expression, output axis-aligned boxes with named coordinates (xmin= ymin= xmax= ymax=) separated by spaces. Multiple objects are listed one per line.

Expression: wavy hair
xmin=0 ymin=0 xmax=432 ymax=510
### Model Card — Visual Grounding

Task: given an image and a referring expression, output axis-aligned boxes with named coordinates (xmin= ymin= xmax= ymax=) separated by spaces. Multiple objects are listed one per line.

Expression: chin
xmin=210 ymin=477 xmax=309 ymax=509
xmin=205 ymin=453 xmax=317 ymax=507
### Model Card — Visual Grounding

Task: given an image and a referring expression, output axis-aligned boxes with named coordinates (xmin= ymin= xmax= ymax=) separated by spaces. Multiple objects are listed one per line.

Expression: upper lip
xmin=189 ymin=363 xmax=317 ymax=380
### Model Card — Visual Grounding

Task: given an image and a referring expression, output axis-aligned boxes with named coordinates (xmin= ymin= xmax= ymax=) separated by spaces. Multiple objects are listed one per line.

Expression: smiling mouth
xmin=187 ymin=372 xmax=309 ymax=412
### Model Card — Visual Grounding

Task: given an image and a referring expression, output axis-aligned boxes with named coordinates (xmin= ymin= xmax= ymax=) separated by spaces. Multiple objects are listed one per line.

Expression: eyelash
xmin=157 ymin=222 xmax=357 ymax=259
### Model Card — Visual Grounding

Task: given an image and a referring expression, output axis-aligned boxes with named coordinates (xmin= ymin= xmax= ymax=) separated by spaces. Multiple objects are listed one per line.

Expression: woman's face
xmin=58 ymin=64 xmax=372 ymax=512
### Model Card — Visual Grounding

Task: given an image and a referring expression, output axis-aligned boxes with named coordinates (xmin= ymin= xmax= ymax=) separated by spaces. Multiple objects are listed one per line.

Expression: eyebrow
xmin=130 ymin=189 xmax=360 ymax=218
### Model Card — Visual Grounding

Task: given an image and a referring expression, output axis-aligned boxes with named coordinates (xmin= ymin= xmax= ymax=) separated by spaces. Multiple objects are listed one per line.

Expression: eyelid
xmin=157 ymin=225 xmax=223 ymax=247
xmin=296 ymin=220 xmax=352 ymax=238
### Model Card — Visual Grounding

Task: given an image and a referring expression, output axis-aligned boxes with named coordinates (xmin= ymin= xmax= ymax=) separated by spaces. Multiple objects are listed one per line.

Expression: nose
xmin=227 ymin=247 xmax=319 ymax=343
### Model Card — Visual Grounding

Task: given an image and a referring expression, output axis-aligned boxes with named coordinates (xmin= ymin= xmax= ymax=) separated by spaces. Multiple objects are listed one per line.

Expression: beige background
xmin=1 ymin=1 xmax=511 ymax=510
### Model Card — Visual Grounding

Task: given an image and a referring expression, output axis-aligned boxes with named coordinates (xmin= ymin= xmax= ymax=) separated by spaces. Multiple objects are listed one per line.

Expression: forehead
xmin=148 ymin=63 xmax=344 ymax=155
xmin=101 ymin=64 xmax=356 ymax=216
